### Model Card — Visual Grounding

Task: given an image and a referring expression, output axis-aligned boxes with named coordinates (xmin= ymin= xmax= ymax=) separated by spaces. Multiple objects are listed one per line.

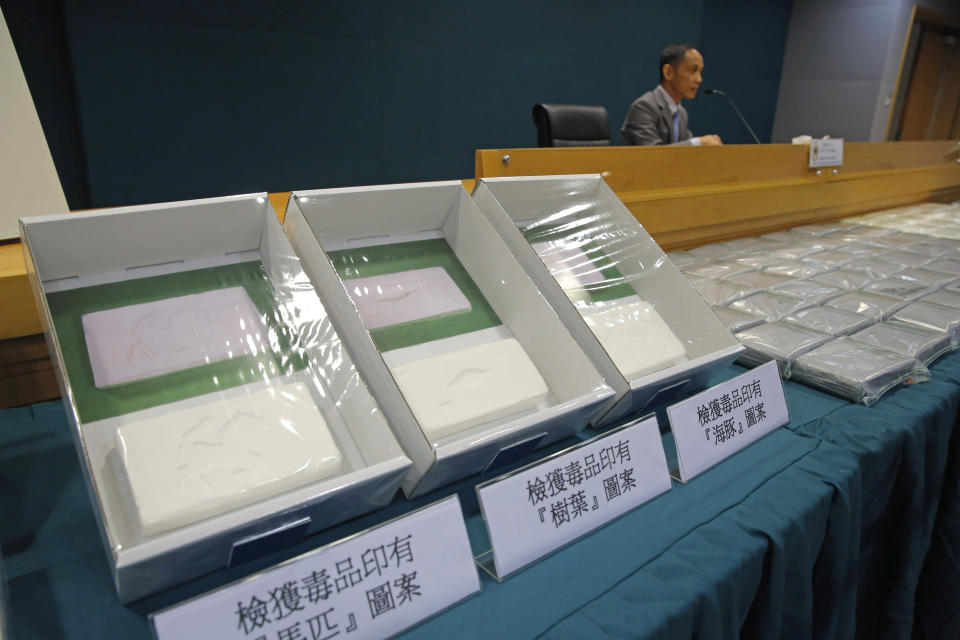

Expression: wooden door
xmin=897 ymin=28 xmax=960 ymax=140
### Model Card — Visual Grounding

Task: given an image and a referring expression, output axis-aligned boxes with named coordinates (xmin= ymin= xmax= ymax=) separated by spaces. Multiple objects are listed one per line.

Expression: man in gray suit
xmin=620 ymin=43 xmax=722 ymax=146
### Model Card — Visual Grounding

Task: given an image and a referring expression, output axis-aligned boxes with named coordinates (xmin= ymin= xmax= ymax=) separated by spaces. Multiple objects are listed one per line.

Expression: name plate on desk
xmin=667 ymin=360 xmax=789 ymax=482
xmin=809 ymin=138 xmax=844 ymax=168
xmin=151 ymin=496 xmax=479 ymax=640
xmin=476 ymin=415 xmax=671 ymax=579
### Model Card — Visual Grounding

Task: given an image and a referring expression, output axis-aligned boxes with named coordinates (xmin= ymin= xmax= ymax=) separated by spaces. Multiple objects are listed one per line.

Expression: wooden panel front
xmin=475 ymin=142 xmax=960 ymax=251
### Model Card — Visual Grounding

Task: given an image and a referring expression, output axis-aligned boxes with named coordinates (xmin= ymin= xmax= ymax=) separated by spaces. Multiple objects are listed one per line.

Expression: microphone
xmin=705 ymin=89 xmax=761 ymax=144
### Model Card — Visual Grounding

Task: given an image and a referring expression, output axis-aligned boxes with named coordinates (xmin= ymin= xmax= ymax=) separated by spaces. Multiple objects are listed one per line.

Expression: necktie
xmin=672 ymin=109 xmax=680 ymax=143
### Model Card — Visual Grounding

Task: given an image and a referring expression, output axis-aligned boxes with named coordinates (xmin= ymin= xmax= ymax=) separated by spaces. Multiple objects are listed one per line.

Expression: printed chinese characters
xmin=234 ymin=534 xmax=421 ymax=639
xmin=525 ymin=440 xmax=636 ymax=529
xmin=695 ymin=379 xmax=766 ymax=446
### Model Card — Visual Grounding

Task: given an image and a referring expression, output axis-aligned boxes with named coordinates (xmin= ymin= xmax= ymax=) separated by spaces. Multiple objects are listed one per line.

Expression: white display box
xmin=472 ymin=175 xmax=743 ymax=426
xmin=20 ymin=194 xmax=411 ymax=602
xmin=283 ymin=181 xmax=615 ymax=498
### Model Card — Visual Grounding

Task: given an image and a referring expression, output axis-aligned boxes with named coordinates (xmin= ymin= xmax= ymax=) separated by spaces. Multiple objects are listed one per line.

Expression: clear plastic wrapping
xmin=735 ymin=321 xmax=832 ymax=376
xmin=903 ymin=241 xmax=954 ymax=257
xmin=801 ymin=249 xmax=860 ymax=269
xmin=825 ymin=291 xmax=908 ymax=320
xmin=725 ymin=270 xmax=796 ymax=291
xmin=471 ymin=175 xmax=742 ymax=428
xmin=896 ymin=266 xmax=960 ymax=288
xmin=920 ymin=289 xmax=960 ymax=310
xmin=833 ymin=241 xmax=879 ymax=255
xmin=862 ymin=276 xmax=937 ymax=301
xmin=684 ymin=260 xmax=757 ymax=280
xmin=810 ymin=269 xmax=875 ymax=290
xmin=667 ymin=250 xmax=698 ymax=268
xmin=763 ymin=259 xmax=832 ymax=278
xmin=892 ymin=301 xmax=960 ymax=346
xmin=711 ymin=305 xmax=765 ymax=333
xmin=734 ymin=253 xmax=787 ymax=269
xmin=724 ymin=236 xmax=785 ymax=252
xmin=850 ymin=320 xmax=953 ymax=366
xmin=784 ymin=305 xmax=876 ymax=337
xmin=878 ymin=250 xmax=932 ymax=268
xmin=21 ymin=195 xmax=411 ymax=601
xmin=692 ymin=278 xmax=755 ymax=306
xmin=773 ymin=279 xmax=845 ymax=305
xmin=791 ymin=338 xmax=930 ymax=405
xmin=923 ymin=257 xmax=960 ymax=275
xmin=768 ymin=244 xmax=826 ymax=260
xmin=291 ymin=182 xmax=615 ymax=484
xmin=729 ymin=292 xmax=813 ymax=321
xmin=842 ymin=256 xmax=906 ymax=278
xmin=687 ymin=242 xmax=741 ymax=261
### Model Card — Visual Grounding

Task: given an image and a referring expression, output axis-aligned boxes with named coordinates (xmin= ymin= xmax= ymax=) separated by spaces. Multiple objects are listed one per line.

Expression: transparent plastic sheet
xmin=896 ymin=267 xmax=960 ymax=289
xmin=842 ymin=256 xmax=906 ymax=278
xmin=23 ymin=197 xmax=409 ymax=600
xmin=784 ymin=305 xmax=877 ymax=337
xmin=684 ymin=260 xmax=757 ymax=280
xmin=734 ymin=321 xmax=832 ymax=376
xmin=763 ymin=259 xmax=832 ymax=278
xmin=326 ymin=237 xmax=561 ymax=443
xmin=677 ymin=258 xmax=717 ymax=274
xmin=862 ymin=276 xmax=938 ymax=301
xmin=762 ymin=231 xmax=801 ymax=243
xmin=729 ymin=292 xmax=813 ymax=321
xmin=800 ymin=249 xmax=860 ymax=269
xmin=843 ymin=226 xmax=902 ymax=238
xmin=773 ymin=280 xmax=846 ymax=305
xmin=903 ymin=241 xmax=954 ymax=257
xmin=724 ymin=236 xmax=785 ymax=252
xmin=473 ymin=175 xmax=741 ymax=428
xmin=920 ymin=289 xmax=960 ymax=310
xmin=810 ymin=269 xmax=875 ymax=290
xmin=923 ymin=257 xmax=960 ymax=275
xmin=686 ymin=242 xmax=741 ymax=261
xmin=790 ymin=338 xmax=930 ymax=405
xmin=768 ymin=244 xmax=826 ymax=260
xmin=825 ymin=291 xmax=909 ymax=320
xmin=519 ymin=209 xmax=696 ymax=382
xmin=892 ymin=301 xmax=960 ymax=346
xmin=724 ymin=270 xmax=796 ymax=291
xmin=711 ymin=305 xmax=766 ymax=333
xmin=790 ymin=222 xmax=843 ymax=236
xmin=692 ymin=278 xmax=754 ymax=306
xmin=849 ymin=319 xmax=954 ymax=366
xmin=666 ymin=250 xmax=698 ymax=268
xmin=879 ymin=250 xmax=933 ymax=268
xmin=734 ymin=253 xmax=786 ymax=269
xmin=833 ymin=241 xmax=882 ymax=255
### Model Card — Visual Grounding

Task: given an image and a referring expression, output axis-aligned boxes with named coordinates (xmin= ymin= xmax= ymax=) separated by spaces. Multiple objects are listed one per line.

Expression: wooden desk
xmin=475 ymin=141 xmax=960 ymax=251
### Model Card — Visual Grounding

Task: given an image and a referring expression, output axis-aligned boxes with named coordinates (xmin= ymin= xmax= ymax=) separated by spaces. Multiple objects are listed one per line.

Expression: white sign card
xmin=151 ymin=496 xmax=480 ymax=640
xmin=666 ymin=360 xmax=789 ymax=482
xmin=809 ymin=138 xmax=844 ymax=168
xmin=476 ymin=415 xmax=671 ymax=579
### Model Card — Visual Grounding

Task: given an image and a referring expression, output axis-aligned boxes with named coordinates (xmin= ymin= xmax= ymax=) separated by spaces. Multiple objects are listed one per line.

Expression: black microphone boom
xmin=705 ymin=88 xmax=761 ymax=144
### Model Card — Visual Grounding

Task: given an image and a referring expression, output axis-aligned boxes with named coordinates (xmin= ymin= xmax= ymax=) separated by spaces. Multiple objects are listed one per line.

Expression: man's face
xmin=664 ymin=49 xmax=704 ymax=100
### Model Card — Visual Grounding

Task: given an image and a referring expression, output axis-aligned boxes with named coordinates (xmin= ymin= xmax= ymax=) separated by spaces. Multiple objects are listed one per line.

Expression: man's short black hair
xmin=659 ymin=43 xmax=697 ymax=82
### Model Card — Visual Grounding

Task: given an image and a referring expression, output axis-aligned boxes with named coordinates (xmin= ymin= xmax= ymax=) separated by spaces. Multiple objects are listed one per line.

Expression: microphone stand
xmin=705 ymin=89 xmax=761 ymax=144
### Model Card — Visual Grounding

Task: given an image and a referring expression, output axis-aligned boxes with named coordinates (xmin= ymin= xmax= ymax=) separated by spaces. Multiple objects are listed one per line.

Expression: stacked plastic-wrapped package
xmin=673 ymin=201 xmax=960 ymax=405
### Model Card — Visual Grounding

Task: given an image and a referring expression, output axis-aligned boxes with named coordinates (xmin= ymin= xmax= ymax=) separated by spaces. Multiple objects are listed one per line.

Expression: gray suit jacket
xmin=620 ymin=87 xmax=694 ymax=146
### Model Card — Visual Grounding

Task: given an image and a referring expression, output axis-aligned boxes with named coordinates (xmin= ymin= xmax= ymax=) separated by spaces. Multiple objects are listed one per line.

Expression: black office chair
xmin=532 ymin=104 xmax=611 ymax=147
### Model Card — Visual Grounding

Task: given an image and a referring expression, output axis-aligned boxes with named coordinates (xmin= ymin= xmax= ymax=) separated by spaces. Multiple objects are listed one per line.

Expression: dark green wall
xmin=5 ymin=0 xmax=791 ymax=210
